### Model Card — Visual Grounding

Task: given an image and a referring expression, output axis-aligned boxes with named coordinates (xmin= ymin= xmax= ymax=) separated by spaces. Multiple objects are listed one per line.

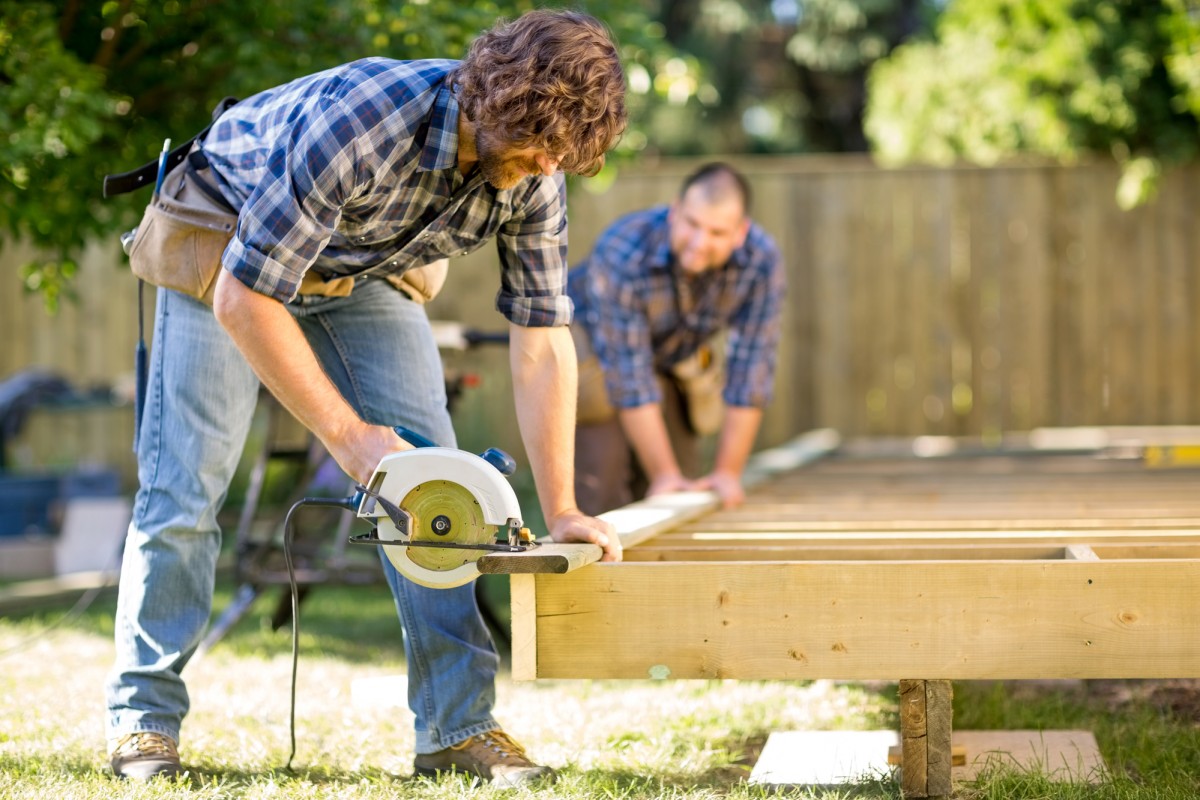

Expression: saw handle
xmin=479 ymin=447 xmax=516 ymax=476
xmin=393 ymin=425 xmax=516 ymax=476
xmin=393 ymin=425 xmax=439 ymax=449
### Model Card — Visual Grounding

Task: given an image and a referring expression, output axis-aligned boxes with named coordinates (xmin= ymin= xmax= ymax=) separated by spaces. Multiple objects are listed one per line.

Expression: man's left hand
xmin=695 ymin=470 xmax=745 ymax=509
xmin=548 ymin=510 xmax=623 ymax=562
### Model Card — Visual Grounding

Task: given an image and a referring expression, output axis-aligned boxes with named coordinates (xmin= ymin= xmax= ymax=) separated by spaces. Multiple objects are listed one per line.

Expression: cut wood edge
xmin=477 ymin=542 xmax=602 ymax=574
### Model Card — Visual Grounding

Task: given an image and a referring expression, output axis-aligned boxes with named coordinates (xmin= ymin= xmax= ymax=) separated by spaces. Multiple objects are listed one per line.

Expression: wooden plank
xmin=888 ymin=743 xmax=967 ymax=767
xmin=477 ymin=542 xmax=600 ymax=575
xmin=483 ymin=429 xmax=838 ymax=574
xmin=1029 ymin=425 xmax=1200 ymax=449
xmin=624 ymin=543 xmax=1075 ymax=562
xmin=751 ymin=173 xmax=799 ymax=448
xmin=900 ymin=680 xmax=952 ymax=798
xmin=812 ymin=172 xmax=853 ymax=433
xmin=784 ymin=174 xmax=818 ymax=439
xmin=951 ymin=729 xmax=1105 ymax=783
xmin=1156 ymin=172 xmax=1190 ymax=424
xmin=656 ymin=528 xmax=1200 ymax=545
xmin=523 ymin=560 xmax=1200 ymax=679
xmin=509 ymin=574 xmax=537 ymax=680
xmin=657 ymin=527 xmax=1200 ymax=546
xmin=925 ymin=681 xmax=954 ymax=797
xmin=672 ymin=518 xmax=1200 ymax=532
xmin=899 ymin=680 xmax=929 ymax=798
xmin=1091 ymin=543 xmax=1200 ymax=559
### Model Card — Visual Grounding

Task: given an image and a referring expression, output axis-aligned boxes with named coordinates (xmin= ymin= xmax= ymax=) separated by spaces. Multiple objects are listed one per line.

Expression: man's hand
xmin=694 ymin=469 xmax=745 ymax=509
xmin=547 ymin=509 xmax=622 ymax=562
xmin=645 ymin=472 xmax=699 ymax=497
xmin=327 ymin=424 xmax=414 ymax=487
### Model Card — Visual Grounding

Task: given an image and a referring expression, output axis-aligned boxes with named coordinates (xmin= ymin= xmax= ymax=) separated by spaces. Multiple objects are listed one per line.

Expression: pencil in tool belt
xmin=153 ymin=138 xmax=172 ymax=196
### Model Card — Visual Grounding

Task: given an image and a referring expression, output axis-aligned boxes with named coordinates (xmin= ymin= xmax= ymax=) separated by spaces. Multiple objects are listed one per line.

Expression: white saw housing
xmin=356 ymin=448 xmax=522 ymax=588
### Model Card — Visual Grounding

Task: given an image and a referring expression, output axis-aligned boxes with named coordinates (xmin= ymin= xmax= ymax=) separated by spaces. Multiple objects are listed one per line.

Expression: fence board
xmin=4 ymin=156 xmax=1200 ymax=488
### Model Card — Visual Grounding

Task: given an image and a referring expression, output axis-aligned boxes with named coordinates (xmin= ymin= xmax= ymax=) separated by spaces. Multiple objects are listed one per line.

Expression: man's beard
xmin=476 ymin=129 xmax=537 ymax=190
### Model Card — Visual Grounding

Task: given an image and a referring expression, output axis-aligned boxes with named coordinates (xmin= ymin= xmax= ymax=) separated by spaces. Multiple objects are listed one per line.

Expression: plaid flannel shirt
xmin=199 ymin=58 xmax=571 ymax=326
xmin=568 ymin=206 xmax=785 ymax=409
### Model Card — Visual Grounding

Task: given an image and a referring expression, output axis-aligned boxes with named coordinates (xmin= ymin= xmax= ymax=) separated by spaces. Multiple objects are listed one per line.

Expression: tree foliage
xmin=0 ymin=0 xmax=674 ymax=308
xmin=634 ymin=0 xmax=938 ymax=156
xmin=864 ymin=0 xmax=1200 ymax=208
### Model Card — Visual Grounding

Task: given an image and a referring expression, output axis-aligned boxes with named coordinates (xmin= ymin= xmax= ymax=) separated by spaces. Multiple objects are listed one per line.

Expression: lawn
xmin=1 ymin=578 xmax=1197 ymax=799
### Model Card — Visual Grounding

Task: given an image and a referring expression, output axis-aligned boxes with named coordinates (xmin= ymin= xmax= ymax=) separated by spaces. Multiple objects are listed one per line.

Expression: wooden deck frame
xmin=505 ymin=429 xmax=1200 ymax=798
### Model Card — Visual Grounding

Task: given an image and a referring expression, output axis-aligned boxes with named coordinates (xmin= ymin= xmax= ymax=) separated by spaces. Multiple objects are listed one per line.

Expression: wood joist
xmin=507 ymin=428 xmax=1200 ymax=683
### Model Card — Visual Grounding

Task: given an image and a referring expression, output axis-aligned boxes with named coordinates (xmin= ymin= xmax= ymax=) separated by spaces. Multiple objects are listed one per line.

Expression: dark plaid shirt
xmin=568 ymin=206 xmax=784 ymax=409
xmin=200 ymin=58 xmax=571 ymax=326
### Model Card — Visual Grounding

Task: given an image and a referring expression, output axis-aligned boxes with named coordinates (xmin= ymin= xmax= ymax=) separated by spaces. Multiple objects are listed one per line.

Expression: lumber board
xmin=671 ymin=518 xmax=1200 ymax=532
xmin=477 ymin=542 xmax=601 ymax=574
xmin=925 ymin=681 xmax=954 ymax=797
xmin=899 ymin=681 xmax=929 ymax=797
xmin=624 ymin=543 xmax=1076 ymax=562
xmin=509 ymin=574 xmax=537 ymax=680
xmin=520 ymin=560 xmax=1200 ymax=680
xmin=900 ymin=680 xmax=953 ymax=798
xmin=510 ymin=433 xmax=1200 ymax=686
xmin=481 ymin=428 xmax=840 ymax=574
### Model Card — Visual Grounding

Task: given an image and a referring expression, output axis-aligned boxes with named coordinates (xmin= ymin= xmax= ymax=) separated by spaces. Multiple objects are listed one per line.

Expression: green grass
xmin=1 ymin=581 xmax=1197 ymax=799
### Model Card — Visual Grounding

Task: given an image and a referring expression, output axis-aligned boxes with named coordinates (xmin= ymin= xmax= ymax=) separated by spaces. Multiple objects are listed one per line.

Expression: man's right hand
xmin=326 ymin=423 xmax=414 ymax=487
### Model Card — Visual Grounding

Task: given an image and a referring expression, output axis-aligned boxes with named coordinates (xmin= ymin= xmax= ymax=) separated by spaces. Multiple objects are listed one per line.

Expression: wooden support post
xmin=899 ymin=679 xmax=953 ymax=798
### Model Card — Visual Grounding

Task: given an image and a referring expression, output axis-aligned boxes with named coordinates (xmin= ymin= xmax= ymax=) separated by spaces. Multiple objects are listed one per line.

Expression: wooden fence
xmin=2 ymin=156 xmax=1198 ymax=483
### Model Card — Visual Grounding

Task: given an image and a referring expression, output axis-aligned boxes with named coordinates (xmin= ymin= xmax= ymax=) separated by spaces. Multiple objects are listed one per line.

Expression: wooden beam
xmin=477 ymin=542 xmax=600 ymax=575
xmin=520 ymin=560 xmax=1200 ymax=680
xmin=900 ymin=680 xmax=953 ymax=798
xmin=656 ymin=528 xmax=1200 ymax=545
xmin=510 ymin=574 xmax=537 ymax=680
xmin=624 ymin=543 xmax=1075 ymax=562
xmin=481 ymin=428 xmax=840 ymax=575
xmin=670 ymin=518 xmax=1200 ymax=532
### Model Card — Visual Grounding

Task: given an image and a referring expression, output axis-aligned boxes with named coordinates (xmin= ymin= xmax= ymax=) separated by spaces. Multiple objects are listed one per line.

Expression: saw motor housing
xmin=355 ymin=447 xmax=524 ymax=588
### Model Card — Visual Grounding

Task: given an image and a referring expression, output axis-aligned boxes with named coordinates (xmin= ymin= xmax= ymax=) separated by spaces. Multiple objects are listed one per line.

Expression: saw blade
xmin=399 ymin=480 xmax=497 ymax=571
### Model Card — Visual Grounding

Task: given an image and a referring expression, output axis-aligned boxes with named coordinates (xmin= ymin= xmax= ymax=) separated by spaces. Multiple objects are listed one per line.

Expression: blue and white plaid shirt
xmin=568 ymin=206 xmax=785 ymax=409
xmin=200 ymin=58 xmax=571 ymax=326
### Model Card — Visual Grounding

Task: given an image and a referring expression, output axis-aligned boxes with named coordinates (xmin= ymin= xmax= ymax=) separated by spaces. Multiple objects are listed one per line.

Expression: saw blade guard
xmin=357 ymin=448 xmax=522 ymax=588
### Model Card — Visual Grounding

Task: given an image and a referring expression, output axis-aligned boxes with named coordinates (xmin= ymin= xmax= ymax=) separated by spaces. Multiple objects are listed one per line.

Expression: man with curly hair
xmin=105 ymin=9 xmax=625 ymax=788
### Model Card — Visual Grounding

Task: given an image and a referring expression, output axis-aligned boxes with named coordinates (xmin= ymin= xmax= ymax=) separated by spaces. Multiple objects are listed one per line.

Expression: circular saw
xmin=351 ymin=428 xmax=532 ymax=588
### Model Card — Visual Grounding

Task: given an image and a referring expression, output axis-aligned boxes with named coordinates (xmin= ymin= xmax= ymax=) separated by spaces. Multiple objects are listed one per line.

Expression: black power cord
xmin=279 ymin=493 xmax=360 ymax=771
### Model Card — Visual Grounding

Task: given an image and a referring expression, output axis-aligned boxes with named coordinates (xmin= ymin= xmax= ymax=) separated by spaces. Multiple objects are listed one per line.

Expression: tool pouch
xmin=127 ymin=152 xmax=235 ymax=305
xmin=385 ymin=259 xmax=449 ymax=304
xmin=667 ymin=341 xmax=725 ymax=436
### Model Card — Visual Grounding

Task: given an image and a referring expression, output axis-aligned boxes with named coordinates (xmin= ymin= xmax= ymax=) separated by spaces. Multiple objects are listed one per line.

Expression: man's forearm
xmin=212 ymin=269 xmax=398 ymax=483
xmin=213 ymin=270 xmax=357 ymax=440
xmin=713 ymin=405 xmax=763 ymax=478
xmin=508 ymin=323 xmax=579 ymax=521
xmin=617 ymin=403 xmax=683 ymax=481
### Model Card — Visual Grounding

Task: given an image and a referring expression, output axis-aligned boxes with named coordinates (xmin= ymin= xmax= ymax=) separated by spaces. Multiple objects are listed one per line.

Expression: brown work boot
xmin=109 ymin=732 xmax=183 ymax=780
xmin=413 ymin=729 xmax=555 ymax=788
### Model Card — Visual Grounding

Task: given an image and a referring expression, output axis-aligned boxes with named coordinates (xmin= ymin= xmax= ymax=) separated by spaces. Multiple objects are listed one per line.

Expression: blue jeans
xmin=105 ymin=279 xmax=499 ymax=754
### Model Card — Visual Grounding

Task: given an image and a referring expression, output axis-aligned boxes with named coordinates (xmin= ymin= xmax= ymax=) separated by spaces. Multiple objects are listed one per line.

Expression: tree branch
xmin=92 ymin=0 xmax=134 ymax=69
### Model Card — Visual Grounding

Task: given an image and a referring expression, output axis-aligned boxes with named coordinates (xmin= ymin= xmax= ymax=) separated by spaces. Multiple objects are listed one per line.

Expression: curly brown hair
xmin=452 ymin=9 xmax=627 ymax=177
